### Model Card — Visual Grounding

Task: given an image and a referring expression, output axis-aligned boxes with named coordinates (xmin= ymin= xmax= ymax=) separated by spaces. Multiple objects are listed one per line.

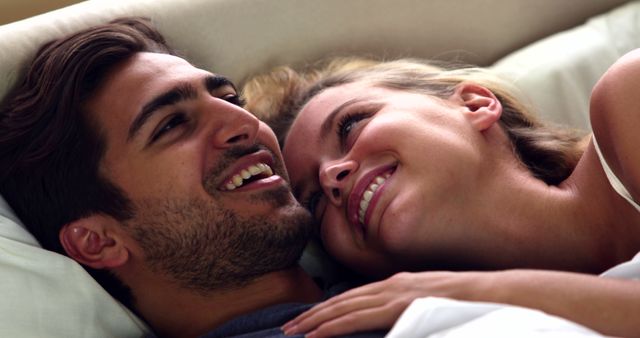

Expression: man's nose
xmin=208 ymin=100 xmax=259 ymax=148
xmin=319 ymin=159 xmax=358 ymax=206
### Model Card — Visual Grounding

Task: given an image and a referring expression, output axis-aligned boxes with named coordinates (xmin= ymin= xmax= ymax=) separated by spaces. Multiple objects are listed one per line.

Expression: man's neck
xmin=131 ymin=265 xmax=323 ymax=338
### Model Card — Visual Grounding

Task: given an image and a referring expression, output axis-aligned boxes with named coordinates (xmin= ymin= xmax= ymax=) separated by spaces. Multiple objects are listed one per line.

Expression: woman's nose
xmin=208 ymin=100 xmax=259 ymax=148
xmin=319 ymin=159 xmax=358 ymax=206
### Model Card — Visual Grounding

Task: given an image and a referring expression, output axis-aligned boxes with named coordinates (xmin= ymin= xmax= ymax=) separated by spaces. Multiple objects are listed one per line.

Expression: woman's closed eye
xmin=151 ymin=112 xmax=189 ymax=143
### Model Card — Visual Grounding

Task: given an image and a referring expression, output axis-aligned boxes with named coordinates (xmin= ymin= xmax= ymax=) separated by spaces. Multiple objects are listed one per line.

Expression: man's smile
xmin=222 ymin=162 xmax=275 ymax=190
xmin=218 ymin=149 xmax=285 ymax=192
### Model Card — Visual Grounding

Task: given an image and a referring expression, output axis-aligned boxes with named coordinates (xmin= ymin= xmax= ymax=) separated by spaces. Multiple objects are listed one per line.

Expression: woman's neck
xmin=559 ymin=139 xmax=640 ymax=269
xmin=486 ymin=139 xmax=640 ymax=273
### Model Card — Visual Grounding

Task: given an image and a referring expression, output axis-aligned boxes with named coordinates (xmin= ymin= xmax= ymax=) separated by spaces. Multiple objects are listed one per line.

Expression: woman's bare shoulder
xmin=590 ymin=49 xmax=640 ymax=202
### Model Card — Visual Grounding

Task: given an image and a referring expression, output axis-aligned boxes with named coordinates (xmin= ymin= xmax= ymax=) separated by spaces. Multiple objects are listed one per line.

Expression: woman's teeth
xmin=358 ymin=173 xmax=391 ymax=224
xmin=224 ymin=163 xmax=273 ymax=190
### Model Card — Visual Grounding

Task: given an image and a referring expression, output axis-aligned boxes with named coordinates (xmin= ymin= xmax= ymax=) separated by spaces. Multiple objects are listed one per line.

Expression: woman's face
xmin=283 ymin=81 xmax=501 ymax=276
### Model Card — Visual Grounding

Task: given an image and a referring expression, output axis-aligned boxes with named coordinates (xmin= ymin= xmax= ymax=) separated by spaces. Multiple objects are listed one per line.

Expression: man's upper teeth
xmin=224 ymin=163 xmax=273 ymax=190
xmin=358 ymin=173 xmax=390 ymax=224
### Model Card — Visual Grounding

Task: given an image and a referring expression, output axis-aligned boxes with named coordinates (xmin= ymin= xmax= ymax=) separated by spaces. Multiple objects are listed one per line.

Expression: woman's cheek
xmin=376 ymin=185 xmax=428 ymax=256
xmin=320 ymin=212 xmax=358 ymax=264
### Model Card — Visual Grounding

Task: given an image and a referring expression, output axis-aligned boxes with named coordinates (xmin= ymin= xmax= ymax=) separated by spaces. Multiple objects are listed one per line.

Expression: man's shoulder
xmin=199 ymin=302 xmax=386 ymax=338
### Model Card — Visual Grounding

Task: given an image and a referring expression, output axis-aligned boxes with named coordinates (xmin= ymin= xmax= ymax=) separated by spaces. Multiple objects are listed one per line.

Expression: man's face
xmin=86 ymin=52 xmax=312 ymax=291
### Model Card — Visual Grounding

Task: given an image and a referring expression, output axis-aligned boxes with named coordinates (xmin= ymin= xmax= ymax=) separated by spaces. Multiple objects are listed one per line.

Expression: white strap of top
xmin=592 ymin=136 xmax=640 ymax=213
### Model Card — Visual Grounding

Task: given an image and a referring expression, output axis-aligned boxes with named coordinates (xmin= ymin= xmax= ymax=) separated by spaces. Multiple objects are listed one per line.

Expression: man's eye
xmin=151 ymin=113 xmax=188 ymax=143
xmin=223 ymin=94 xmax=246 ymax=107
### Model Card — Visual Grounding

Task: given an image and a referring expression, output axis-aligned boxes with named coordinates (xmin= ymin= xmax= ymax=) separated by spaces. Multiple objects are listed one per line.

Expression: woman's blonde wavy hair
xmin=242 ymin=58 xmax=587 ymax=185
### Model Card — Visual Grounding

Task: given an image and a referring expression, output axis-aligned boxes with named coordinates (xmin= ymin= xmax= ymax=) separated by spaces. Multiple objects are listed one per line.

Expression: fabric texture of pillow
xmin=0 ymin=196 xmax=150 ymax=337
xmin=492 ymin=1 xmax=640 ymax=131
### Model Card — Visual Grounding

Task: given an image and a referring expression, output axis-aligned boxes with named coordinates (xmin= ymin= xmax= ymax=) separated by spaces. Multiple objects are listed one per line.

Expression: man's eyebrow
xmin=205 ymin=74 xmax=236 ymax=93
xmin=126 ymin=75 xmax=234 ymax=142
xmin=127 ymin=83 xmax=197 ymax=141
xmin=319 ymin=97 xmax=367 ymax=141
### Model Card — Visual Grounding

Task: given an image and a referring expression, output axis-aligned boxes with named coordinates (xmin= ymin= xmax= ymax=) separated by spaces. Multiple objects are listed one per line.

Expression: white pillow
xmin=0 ymin=196 xmax=150 ymax=337
xmin=491 ymin=1 xmax=640 ymax=131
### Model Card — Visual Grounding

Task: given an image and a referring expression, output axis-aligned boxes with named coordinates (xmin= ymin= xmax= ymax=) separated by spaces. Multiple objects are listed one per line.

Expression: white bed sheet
xmin=388 ymin=253 xmax=640 ymax=338
xmin=387 ymin=297 xmax=602 ymax=338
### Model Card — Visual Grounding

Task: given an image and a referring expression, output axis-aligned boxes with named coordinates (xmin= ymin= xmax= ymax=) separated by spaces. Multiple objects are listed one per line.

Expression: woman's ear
xmin=452 ymin=83 xmax=502 ymax=131
xmin=59 ymin=215 xmax=129 ymax=269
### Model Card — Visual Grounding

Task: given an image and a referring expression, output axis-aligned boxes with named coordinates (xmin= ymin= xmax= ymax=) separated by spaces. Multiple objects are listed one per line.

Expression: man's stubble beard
xmin=126 ymin=146 xmax=313 ymax=294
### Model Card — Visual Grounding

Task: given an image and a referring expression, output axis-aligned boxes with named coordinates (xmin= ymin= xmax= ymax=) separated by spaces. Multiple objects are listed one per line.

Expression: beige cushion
xmin=0 ymin=0 xmax=628 ymax=98
xmin=492 ymin=1 xmax=640 ymax=130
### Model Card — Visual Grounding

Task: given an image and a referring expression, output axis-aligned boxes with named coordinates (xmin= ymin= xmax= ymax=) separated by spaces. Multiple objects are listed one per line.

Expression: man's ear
xmin=59 ymin=215 xmax=129 ymax=269
xmin=452 ymin=83 xmax=502 ymax=131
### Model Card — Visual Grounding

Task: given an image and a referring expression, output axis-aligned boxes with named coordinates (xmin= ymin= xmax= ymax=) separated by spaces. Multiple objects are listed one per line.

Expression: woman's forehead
xmin=297 ymin=82 xmax=378 ymax=118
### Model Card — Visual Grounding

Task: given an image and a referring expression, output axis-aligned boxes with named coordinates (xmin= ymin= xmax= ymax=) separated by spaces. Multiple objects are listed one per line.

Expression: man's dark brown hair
xmin=0 ymin=17 xmax=175 ymax=309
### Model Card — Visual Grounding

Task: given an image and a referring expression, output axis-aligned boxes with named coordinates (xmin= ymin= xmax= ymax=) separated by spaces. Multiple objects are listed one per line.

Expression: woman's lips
xmin=361 ymin=171 xmax=392 ymax=227
xmin=347 ymin=165 xmax=396 ymax=236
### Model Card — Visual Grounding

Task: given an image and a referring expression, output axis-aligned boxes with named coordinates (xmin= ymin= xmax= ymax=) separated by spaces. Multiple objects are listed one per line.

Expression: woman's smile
xmin=283 ymin=81 xmax=502 ymax=274
xmin=348 ymin=165 xmax=396 ymax=236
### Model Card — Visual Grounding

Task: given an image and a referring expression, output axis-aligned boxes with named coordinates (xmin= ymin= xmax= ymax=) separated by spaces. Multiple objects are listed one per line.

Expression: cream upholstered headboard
xmin=0 ymin=0 xmax=636 ymax=337
xmin=0 ymin=0 xmax=629 ymax=99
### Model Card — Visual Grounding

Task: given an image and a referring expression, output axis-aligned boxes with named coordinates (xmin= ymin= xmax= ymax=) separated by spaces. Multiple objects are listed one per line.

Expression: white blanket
xmin=387 ymin=297 xmax=601 ymax=338
xmin=387 ymin=254 xmax=640 ymax=337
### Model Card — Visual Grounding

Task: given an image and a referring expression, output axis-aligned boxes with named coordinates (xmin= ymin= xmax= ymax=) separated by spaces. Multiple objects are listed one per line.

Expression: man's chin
xmin=129 ymin=187 xmax=313 ymax=294
xmin=251 ymin=184 xmax=298 ymax=207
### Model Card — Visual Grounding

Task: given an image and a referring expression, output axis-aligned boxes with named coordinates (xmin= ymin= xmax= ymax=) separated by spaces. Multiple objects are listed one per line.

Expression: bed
xmin=1 ymin=0 xmax=638 ymax=336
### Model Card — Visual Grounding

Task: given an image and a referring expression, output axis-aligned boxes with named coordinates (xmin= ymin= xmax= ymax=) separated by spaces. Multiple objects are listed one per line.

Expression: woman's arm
xmin=590 ymin=48 xmax=640 ymax=203
xmin=490 ymin=270 xmax=640 ymax=337
xmin=282 ymin=270 xmax=640 ymax=337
